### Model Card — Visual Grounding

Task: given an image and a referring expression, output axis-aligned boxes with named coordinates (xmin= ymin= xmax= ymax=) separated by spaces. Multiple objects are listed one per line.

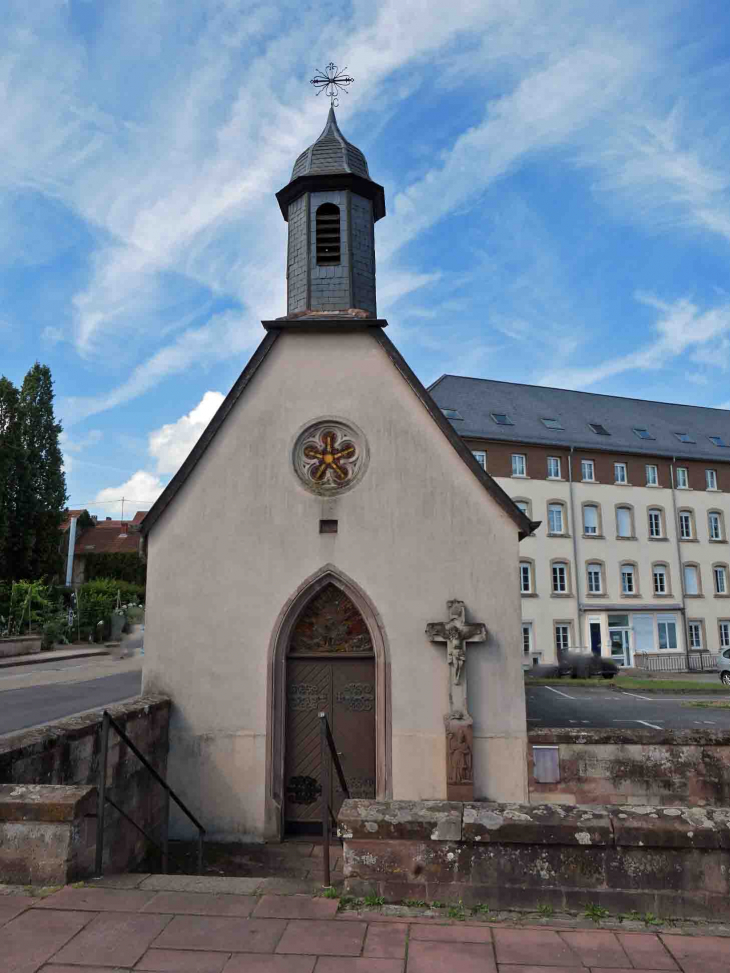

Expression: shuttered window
xmin=316 ymin=203 xmax=341 ymax=265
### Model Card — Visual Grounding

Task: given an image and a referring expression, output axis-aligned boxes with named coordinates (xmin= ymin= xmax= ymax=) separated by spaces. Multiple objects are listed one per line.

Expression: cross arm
xmin=425 ymin=622 xmax=448 ymax=643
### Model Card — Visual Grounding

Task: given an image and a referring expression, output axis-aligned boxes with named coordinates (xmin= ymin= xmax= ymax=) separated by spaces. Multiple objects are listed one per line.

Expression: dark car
xmin=525 ymin=652 xmax=618 ymax=680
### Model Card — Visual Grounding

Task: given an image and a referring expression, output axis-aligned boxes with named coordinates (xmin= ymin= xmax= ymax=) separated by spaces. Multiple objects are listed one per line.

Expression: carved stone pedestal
xmin=445 ymin=717 xmax=473 ymax=802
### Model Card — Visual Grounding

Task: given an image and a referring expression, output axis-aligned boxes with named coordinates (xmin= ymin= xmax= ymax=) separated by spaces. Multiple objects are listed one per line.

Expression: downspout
xmin=65 ymin=517 xmax=77 ymax=587
xmin=669 ymin=459 xmax=691 ymax=668
xmin=568 ymin=447 xmax=582 ymax=648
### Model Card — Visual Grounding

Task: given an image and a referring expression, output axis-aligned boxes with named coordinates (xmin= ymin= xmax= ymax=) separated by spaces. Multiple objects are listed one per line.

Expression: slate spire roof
xmin=289 ymin=105 xmax=371 ymax=181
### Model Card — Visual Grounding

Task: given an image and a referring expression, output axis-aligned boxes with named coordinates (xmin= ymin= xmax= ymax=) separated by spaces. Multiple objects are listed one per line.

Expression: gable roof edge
xmin=372 ymin=331 xmax=536 ymax=539
xmin=141 ymin=330 xmax=280 ymax=537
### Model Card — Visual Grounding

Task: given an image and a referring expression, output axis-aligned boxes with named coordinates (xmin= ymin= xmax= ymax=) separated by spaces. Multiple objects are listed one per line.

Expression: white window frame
xmin=515 ymin=500 xmax=530 ymax=516
xmin=709 ymin=512 xmax=723 ymax=541
xmin=522 ymin=622 xmax=533 ymax=656
xmin=676 ymin=467 xmax=688 ymax=489
xmin=688 ymin=621 xmax=703 ymax=650
xmin=715 ymin=566 xmax=728 ymax=595
xmin=616 ymin=506 xmax=632 ymax=538
xmin=653 ymin=565 xmax=667 ymax=595
xmin=547 ymin=456 xmax=561 ymax=479
xmin=583 ymin=504 xmax=599 ymax=536
xmin=520 ymin=562 xmax=532 ymax=594
xmin=621 ymin=564 xmax=635 ymax=594
xmin=679 ymin=511 xmax=692 ymax=539
xmin=614 ymin=462 xmax=627 ymax=484
xmin=512 ymin=454 xmax=527 ymax=477
xmin=720 ymin=621 xmax=730 ymax=649
xmin=552 ymin=562 xmax=568 ymax=593
xmin=646 ymin=465 xmax=658 ymax=486
xmin=683 ymin=564 xmax=699 ymax=596
xmin=648 ymin=509 xmax=662 ymax=538
xmin=587 ymin=563 xmax=602 ymax=594
xmin=581 ymin=459 xmax=595 ymax=482
xmin=554 ymin=624 xmax=570 ymax=652
xmin=471 ymin=450 xmax=487 ymax=471
xmin=707 ymin=469 xmax=718 ymax=490
xmin=548 ymin=503 xmax=565 ymax=535
xmin=657 ymin=615 xmax=678 ymax=651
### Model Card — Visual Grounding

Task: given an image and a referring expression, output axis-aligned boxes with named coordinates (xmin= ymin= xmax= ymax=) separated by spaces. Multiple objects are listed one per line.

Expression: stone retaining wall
xmin=0 ymin=695 xmax=170 ymax=883
xmin=339 ymin=799 xmax=730 ymax=920
xmin=528 ymin=727 xmax=730 ymax=806
xmin=0 ymin=635 xmax=42 ymax=659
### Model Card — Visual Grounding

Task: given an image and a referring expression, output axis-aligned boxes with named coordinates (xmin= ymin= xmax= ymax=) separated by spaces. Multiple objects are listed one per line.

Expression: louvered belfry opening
xmin=316 ymin=203 xmax=341 ymax=265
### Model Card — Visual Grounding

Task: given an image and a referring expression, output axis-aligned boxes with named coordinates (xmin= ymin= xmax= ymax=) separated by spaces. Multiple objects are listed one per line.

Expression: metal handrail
xmin=318 ymin=711 xmax=350 ymax=887
xmin=95 ymin=710 xmax=205 ymax=877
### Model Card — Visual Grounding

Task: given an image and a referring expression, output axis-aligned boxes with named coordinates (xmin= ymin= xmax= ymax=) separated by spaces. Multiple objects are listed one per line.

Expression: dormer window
xmin=541 ymin=417 xmax=563 ymax=429
xmin=316 ymin=203 xmax=341 ymax=265
xmin=675 ymin=432 xmax=695 ymax=444
xmin=491 ymin=413 xmax=514 ymax=426
xmin=710 ymin=436 xmax=728 ymax=447
xmin=633 ymin=427 xmax=655 ymax=440
xmin=440 ymin=408 xmax=463 ymax=420
xmin=588 ymin=423 xmax=610 ymax=436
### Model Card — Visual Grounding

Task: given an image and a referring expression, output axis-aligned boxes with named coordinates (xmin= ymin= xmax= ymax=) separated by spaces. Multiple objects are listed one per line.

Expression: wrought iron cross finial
xmin=310 ymin=62 xmax=354 ymax=108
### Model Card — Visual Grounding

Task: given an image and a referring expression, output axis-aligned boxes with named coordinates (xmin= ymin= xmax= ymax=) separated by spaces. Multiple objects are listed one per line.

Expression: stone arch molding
xmin=265 ymin=563 xmax=392 ymax=839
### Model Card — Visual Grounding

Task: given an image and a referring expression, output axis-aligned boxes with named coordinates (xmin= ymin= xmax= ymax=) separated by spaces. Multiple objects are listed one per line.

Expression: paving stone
xmin=406 ymin=940 xmax=496 ymax=973
xmin=34 ymin=886 xmax=157 ymax=912
xmin=560 ymin=930 xmax=629 ymax=967
xmin=257 ymin=877 xmax=320 ymax=895
xmin=315 ymin=959 xmax=404 ymax=972
xmin=140 ymin=876 xmax=263 ymax=895
xmin=276 ymin=919 xmax=367 ymax=955
xmin=51 ymin=911 xmax=171 ymax=968
xmin=0 ymin=909 xmax=93 ymax=973
xmin=90 ymin=872 xmax=151 ymax=888
xmin=661 ymin=934 xmax=730 ymax=973
xmin=41 ymin=967 xmax=135 ymax=973
xmin=252 ymin=894 xmax=338 ymax=919
xmin=154 ymin=916 xmax=287 ymax=953
xmin=491 ymin=968 xmax=582 ymax=973
xmin=143 ymin=892 xmax=257 ymax=917
xmin=590 ymin=969 xmax=682 ymax=973
xmin=493 ymin=929 xmax=581 ymax=967
xmin=409 ymin=923 xmax=492 ymax=943
xmin=363 ymin=922 xmax=408 ymax=958
xmin=617 ymin=932 xmax=679 ymax=969
xmin=222 ymin=956 xmax=316 ymax=972
xmin=135 ymin=947 xmax=231 ymax=972
xmin=0 ymin=894 xmax=34 ymax=927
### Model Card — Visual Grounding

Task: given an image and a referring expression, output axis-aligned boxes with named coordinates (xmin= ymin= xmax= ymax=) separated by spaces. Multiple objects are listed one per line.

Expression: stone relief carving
xmin=446 ymin=725 xmax=473 ymax=785
xmin=335 ymin=682 xmax=375 ymax=711
xmin=426 ymin=599 xmax=488 ymax=720
xmin=288 ymin=583 xmax=374 ymax=655
xmin=293 ymin=418 xmax=369 ymax=496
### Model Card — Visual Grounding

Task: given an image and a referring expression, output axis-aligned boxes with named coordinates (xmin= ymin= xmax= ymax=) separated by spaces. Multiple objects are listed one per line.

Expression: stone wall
xmin=0 ymin=635 xmax=42 ymax=659
xmin=528 ymin=727 xmax=730 ymax=806
xmin=0 ymin=695 xmax=170 ymax=883
xmin=340 ymin=799 xmax=730 ymax=920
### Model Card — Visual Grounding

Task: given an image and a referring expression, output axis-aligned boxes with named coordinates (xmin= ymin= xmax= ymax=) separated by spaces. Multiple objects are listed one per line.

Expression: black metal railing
xmin=96 ymin=710 xmax=205 ymax=877
xmin=318 ymin=711 xmax=350 ymax=887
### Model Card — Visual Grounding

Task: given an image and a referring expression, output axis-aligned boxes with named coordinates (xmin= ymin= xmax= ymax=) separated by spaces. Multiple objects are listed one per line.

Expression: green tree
xmin=0 ymin=377 xmax=24 ymax=579
xmin=17 ymin=363 xmax=68 ymax=580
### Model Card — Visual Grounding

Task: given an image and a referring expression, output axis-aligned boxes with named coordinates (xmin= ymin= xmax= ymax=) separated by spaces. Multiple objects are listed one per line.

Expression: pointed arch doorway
xmin=284 ymin=582 xmax=376 ymax=834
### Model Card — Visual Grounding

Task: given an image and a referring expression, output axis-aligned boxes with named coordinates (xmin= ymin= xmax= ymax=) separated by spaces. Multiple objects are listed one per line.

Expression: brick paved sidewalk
xmin=1 ymin=879 xmax=729 ymax=972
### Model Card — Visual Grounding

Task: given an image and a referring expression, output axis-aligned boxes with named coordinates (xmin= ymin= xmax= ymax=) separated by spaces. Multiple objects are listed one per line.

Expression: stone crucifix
xmin=425 ymin=599 xmax=488 ymax=720
xmin=426 ymin=599 xmax=488 ymax=800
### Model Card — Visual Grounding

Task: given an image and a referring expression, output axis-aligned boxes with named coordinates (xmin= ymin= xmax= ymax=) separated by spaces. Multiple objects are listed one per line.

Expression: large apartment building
xmin=430 ymin=375 xmax=730 ymax=669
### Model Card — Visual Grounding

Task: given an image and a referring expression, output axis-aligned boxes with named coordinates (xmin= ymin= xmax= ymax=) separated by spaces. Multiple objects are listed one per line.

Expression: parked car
xmin=718 ymin=648 xmax=730 ymax=686
xmin=525 ymin=651 xmax=619 ymax=680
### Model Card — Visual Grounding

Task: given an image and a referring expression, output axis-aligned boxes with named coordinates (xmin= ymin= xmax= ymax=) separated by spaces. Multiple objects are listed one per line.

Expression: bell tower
xmin=276 ymin=106 xmax=386 ymax=318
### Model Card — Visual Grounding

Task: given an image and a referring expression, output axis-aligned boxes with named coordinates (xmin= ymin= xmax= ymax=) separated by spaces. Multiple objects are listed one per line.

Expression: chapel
xmin=141 ymin=104 xmax=535 ymax=841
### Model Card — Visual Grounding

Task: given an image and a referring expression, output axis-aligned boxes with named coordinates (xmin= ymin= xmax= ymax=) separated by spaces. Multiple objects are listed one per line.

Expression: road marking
xmin=544 ymin=686 xmax=575 ymax=699
xmin=619 ymin=691 xmax=653 ymax=701
xmin=614 ymin=719 xmax=664 ymax=729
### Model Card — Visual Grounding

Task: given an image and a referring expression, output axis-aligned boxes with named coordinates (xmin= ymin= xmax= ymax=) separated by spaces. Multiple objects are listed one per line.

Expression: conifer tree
xmin=0 ymin=377 xmax=22 ymax=579
xmin=17 ymin=363 xmax=68 ymax=580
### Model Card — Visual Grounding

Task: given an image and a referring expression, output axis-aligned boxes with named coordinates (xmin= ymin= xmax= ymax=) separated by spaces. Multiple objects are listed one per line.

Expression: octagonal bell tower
xmin=276 ymin=106 xmax=386 ymax=318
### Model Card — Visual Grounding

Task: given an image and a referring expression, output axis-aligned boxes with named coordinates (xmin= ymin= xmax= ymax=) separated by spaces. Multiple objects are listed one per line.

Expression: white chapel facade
xmin=141 ymin=108 xmax=533 ymax=841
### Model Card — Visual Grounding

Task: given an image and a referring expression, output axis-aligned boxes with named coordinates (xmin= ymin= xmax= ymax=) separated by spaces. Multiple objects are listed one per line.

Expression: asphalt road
xmin=526 ymin=683 xmax=730 ymax=730
xmin=0 ymin=671 xmax=143 ymax=735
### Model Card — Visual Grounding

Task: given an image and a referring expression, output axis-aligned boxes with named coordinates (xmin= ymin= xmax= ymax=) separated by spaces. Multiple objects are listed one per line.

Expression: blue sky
xmin=4 ymin=0 xmax=730 ymax=519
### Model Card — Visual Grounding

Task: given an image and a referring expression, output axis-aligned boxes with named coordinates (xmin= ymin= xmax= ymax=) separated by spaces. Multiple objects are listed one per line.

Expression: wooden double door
xmin=284 ymin=655 xmax=375 ymax=834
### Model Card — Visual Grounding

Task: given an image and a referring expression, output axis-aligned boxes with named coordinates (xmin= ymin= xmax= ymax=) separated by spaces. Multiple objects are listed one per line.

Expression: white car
xmin=718 ymin=648 xmax=730 ymax=686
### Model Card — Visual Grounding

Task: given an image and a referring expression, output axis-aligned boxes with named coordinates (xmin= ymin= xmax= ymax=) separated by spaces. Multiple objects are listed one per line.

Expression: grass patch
xmin=527 ymin=676 xmax=728 ymax=693
xmin=680 ymin=700 xmax=730 ymax=709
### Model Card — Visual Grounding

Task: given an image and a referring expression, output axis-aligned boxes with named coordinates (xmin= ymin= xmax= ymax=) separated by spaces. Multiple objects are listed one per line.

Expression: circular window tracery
xmin=293 ymin=418 xmax=368 ymax=496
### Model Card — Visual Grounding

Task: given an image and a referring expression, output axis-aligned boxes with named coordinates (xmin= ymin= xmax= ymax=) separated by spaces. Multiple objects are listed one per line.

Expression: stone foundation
xmin=339 ymin=799 xmax=730 ymax=920
xmin=0 ymin=635 xmax=42 ymax=658
xmin=528 ymin=727 xmax=730 ymax=806
xmin=0 ymin=695 xmax=170 ymax=882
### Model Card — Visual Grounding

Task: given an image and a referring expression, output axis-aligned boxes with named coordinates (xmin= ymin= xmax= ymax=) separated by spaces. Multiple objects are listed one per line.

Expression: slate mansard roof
xmin=290 ymin=105 xmax=370 ymax=181
xmin=429 ymin=375 xmax=730 ymax=462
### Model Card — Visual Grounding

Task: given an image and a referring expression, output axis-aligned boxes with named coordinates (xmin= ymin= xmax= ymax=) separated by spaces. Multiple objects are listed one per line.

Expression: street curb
xmin=0 ymin=649 xmax=111 ymax=670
